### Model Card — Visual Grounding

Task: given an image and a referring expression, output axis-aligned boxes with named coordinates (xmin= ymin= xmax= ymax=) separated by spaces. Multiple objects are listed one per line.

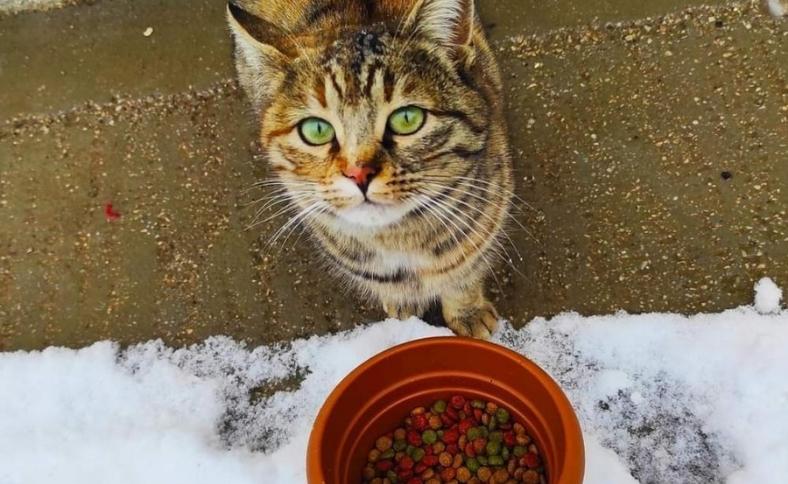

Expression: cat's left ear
xmin=226 ymin=2 xmax=290 ymax=113
xmin=403 ymin=0 xmax=476 ymax=49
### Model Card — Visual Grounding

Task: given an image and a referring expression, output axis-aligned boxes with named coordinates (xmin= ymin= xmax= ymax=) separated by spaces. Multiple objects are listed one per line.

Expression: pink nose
xmin=342 ymin=165 xmax=378 ymax=187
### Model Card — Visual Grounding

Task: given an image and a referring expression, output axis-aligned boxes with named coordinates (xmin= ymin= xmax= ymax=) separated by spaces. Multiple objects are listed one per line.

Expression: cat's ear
xmin=226 ymin=2 xmax=290 ymax=112
xmin=403 ymin=0 xmax=475 ymax=49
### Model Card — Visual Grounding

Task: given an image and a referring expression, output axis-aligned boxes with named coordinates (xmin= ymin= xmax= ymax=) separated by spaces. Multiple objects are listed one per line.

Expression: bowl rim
xmin=307 ymin=335 xmax=585 ymax=483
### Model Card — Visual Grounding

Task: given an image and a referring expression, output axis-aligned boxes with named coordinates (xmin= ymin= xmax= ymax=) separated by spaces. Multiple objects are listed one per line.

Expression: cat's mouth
xmin=335 ymin=198 xmax=411 ymax=228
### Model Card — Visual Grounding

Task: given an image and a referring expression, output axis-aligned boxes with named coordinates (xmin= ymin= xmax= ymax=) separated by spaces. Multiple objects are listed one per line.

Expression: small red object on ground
xmin=104 ymin=202 xmax=121 ymax=221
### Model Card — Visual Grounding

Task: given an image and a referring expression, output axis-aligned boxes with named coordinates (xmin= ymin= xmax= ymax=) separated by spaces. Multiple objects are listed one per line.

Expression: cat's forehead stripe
xmin=328 ymin=70 xmax=345 ymax=101
xmin=313 ymin=77 xmax=328 ymax=108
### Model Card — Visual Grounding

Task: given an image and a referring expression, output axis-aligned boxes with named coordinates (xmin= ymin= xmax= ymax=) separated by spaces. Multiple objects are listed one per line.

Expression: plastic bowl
xmin=307 ymin=336 xmax=584 ymax=483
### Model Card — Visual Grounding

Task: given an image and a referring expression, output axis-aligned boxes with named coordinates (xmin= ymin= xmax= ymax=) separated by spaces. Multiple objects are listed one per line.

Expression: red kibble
xmin=463 ymin=401 xmax=472 ymax=415
xmin=376 ymin=460 xmax=394 ymax=472
xmin=472 ymin=438 xmax=487 ymax=455
xmin=412 ymin=414 xmax=429 ymax=432
xmin=398 ymin=468 xmax=414 ymax=480
xmin=407 ymin=430 xmax=422 ymax=446
xmin=440 ymin=413 xmax=454 ymax=426
xmin=439 ymin=467 xmax=456 ymax=481
xmin=464 ymin=442 xmax=476 ymax=458
xmin=523 ymin=452 xmax=541 ymax=468
xmin=445 ymin=444 xmax=459 ymax=455
xmin=406 ymin=479 xmax=423 ymax=484
xmin=446 ymin=406 xmax=459 ymax=421
xmin=421 ymin=454 xmax=438 ymax=467
xmin=400 ymin=456 xmax=415 ymax=470
xmin=450 ymin=395 xmax=466 ymax=409
xmin=458 ymin=418 xmax=475 ymax=435
xmin=503 ymin=431 xmax=516 ymax=447
xmin=414 ymin=463 xmax=427 ymax=474
xmin=442 ymin=427 xmax=460 ymax=444
xmin=473 ymin=408 xmax=483 ymax=422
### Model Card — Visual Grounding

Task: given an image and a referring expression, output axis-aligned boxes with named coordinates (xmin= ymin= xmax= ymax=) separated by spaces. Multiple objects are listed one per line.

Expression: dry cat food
xmin=362 ymin=395 xmax=546 ymax=484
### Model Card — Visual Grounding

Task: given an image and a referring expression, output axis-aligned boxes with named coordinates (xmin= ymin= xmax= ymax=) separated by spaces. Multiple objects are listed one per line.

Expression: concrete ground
xmin=0 ymin=0 xmax=786 ymax=351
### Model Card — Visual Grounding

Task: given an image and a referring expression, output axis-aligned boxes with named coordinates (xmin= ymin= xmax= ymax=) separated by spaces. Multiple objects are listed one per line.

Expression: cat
xmin=227 ymin=0 xmax=514 ymax=339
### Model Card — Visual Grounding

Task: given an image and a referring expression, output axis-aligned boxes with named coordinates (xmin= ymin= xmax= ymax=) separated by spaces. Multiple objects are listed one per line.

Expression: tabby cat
xmin=228 ymin=0 xmax=514 ymax=338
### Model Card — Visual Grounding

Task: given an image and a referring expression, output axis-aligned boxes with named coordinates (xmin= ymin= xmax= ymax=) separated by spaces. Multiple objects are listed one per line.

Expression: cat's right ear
xmin=226 ymin=2 xmax=289 ymax=113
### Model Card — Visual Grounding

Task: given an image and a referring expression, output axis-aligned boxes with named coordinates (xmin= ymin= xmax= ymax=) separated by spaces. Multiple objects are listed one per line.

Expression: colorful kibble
xmin=456 ymin=466 xmax=472 ymax=482
xmin=477 ymin=466 xmax=492 ymax=481
xmin=428 ymin=415 xmax=442 ymax=430
xmin=412 ymin=447 xmax=426 ymax=463
xmin=486 ymin=440 xmax=501 ymax=456
xmin=495 ymin=408 xmax=510 ymax=424
xmin=432 ymin=400 xmax=447 ymax=414
xmin=376 ymin=436 xmax=393 ymax=452
xmin=363 ymin=396 xmax=547 ymax=483
xmin=422 ymin=429 xmax=438 ymax=445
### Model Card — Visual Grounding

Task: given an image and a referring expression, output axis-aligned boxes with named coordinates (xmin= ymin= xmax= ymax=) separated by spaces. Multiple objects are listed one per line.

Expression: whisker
xmin=419 ymin=185 xmax=524 ymax=264
xmin=421 ymin=181 xmax=539 ymax=245
xmin=415 ymin=194 xmax=503 ymax=290
xmin=244 ymin=193 xmax=316 ymax=232
xmin=266 ymin=201 xmax=323 ymax=249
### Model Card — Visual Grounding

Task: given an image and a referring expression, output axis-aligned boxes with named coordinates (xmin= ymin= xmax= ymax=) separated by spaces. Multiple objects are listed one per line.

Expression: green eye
xmin=299 ymin=118 xmax=335 ymax=146
xmin=388 ymin=106 xmax=426 ymax=136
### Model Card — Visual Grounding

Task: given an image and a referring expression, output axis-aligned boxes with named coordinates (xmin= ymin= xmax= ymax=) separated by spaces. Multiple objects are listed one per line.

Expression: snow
xmin=1 ymin=279 xmax=787 ymax=484
xmin=754 ymin=277 xmax=783 ymax=314
xmin=0 ymin=0 xmax=71 ymax=14
xmin=767 ymin=0 xmax=787 ymax=18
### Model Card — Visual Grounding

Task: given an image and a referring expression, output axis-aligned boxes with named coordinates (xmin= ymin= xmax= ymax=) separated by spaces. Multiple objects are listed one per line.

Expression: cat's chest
xmin=370 ymin=249 xmax=429 ymax=273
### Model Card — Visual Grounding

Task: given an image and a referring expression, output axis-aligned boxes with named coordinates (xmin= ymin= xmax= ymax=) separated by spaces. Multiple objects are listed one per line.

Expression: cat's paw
xmin=443 ymin=298 xmax=499 ymax=340
xmin=382 ymin=300 xmax=425 ymax=320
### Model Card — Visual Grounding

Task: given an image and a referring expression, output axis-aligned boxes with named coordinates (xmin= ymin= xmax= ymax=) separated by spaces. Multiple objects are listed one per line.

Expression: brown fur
xmin=228 ymin=0 xmax=514 ymax=338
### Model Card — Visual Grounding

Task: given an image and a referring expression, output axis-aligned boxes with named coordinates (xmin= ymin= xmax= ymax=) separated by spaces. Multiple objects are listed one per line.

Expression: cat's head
xmin=228 ymin=0 xmax=503 ymax=230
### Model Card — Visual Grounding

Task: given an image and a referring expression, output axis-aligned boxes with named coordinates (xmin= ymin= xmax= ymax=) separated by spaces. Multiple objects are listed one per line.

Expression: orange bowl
xmin=307 ymin=336 xmax=584 ymax=483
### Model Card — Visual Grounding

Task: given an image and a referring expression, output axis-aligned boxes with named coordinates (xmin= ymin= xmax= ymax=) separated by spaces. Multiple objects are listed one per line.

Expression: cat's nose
xmin=342 ymin=165 xmax=379 ymax=193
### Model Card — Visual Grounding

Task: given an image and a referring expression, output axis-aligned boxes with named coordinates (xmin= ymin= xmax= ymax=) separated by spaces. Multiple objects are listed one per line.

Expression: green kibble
xmin=381 ymin=448 xmax=395 ymax=459
xmin=495 ymin=408 xmax=510 ymax=424
xmin=501 ymin=447 xmax=510 ymax=460
xmin=471 ymin=399 xmax=485 ymax=409
xmin=393 ymin=439 xmax=407 ymax=452
xmin=411 ymin=447 xmax=425 ymax=462
xmin=422 ymin=429 xmax=438 ymax=445
xmin=488 ymin=415 xmax=498 ymax=431
xmin=513 ymin=445 xmax=527 ymax=457
xmin=466 ymin=458 xmax=480 ymax=473
xmin=485 ymin=440 xmax=501 ymax=456
xmin=489 ymin=431 xmax=503 ymax=443
xmin=477 ymin=455 xmax=489 ymax=466
xmin=386 ymin=470 xmax=398 ymax=482
xmin=432 ymin=399 xmax=447 ymax=414
xmin=479 ymin=427 xmax=489 ymax=438
xmin=405 ymin=445 xmax=415 ymax=456
xmin=488 ymin=455 xmax=504 ymax=466
xmin=467 ymin=427 xmax=482 ymax=440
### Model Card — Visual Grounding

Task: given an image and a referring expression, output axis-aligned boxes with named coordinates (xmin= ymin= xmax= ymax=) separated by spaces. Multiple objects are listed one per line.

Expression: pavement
xmin=0 ymin=0 xmax=786 ymax=350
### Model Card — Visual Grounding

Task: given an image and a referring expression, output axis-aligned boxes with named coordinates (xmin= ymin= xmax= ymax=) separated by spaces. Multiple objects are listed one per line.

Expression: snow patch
xmin=0 ymin=0 xmax=74 ymax=14
xmin=766 ymin=0 xmax=787 ymax=18
xmin=754 ymin=277 xmax=783 ymax=314
xmin=1 ymin=285 xmax=788 ymax=483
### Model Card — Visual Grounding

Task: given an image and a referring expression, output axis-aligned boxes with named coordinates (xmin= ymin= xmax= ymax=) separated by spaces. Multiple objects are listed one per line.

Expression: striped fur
xmin=228 ymin=0 xmax=513 ymax=338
